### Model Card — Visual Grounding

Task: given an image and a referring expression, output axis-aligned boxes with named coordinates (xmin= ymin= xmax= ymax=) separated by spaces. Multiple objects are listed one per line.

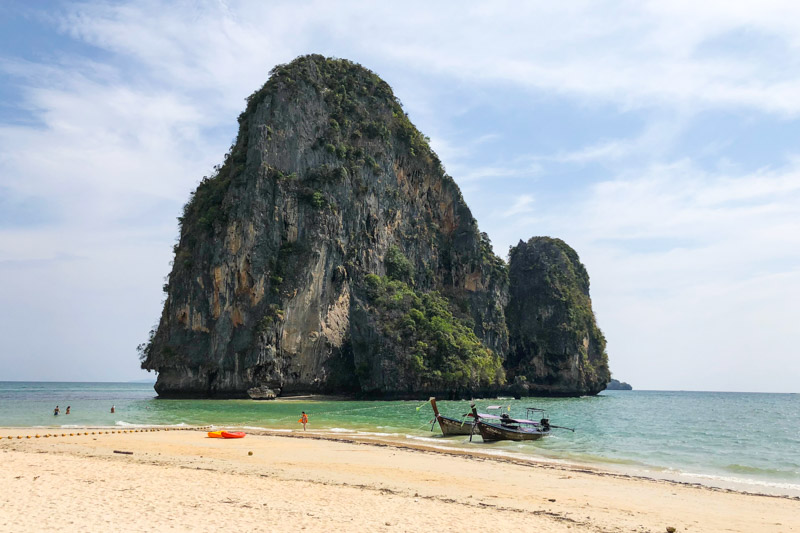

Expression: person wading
xmin=299 ymin=411 xmax=308 ymax=431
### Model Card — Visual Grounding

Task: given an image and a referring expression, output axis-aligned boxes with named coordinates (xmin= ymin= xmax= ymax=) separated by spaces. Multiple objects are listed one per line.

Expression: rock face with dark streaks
xmin=505 ymin=237 xmax=610 ymax=396
xmin=139 ymin=55 xmax=610 ymax=398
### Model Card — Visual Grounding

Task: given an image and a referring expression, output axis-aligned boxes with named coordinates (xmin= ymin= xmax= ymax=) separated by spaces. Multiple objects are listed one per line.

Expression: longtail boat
xmin=429 ymin=397 xmax=474 ymax=436
xmin=469 ymin=404 xmax=572 ymax=442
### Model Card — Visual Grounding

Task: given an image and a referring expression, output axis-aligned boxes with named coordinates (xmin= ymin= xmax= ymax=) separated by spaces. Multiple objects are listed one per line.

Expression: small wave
xmin=723 ymin=463 xmax=798 ymax=476
xmin=241 ymin=426 xmax=293 ymax=433
xmin=115 ymin=421 xmax=152 ymax=428
xmin=114 ymin=421 xmax=192 ymax=428
xmin=677 ymin=471 xmax=800 ymax=493
xmin=327 ymin=428 xmax=355 ymax=433
xmin=405 ymin=435 xmax=451 ymax=443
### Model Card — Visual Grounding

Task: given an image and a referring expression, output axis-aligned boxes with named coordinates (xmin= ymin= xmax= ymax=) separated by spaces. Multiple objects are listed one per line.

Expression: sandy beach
xmin=1 ymin=427 xmax=797 ymax=533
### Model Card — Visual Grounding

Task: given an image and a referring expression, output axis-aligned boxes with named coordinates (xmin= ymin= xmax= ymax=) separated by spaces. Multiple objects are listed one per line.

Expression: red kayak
xmin=220 ymin=431 xmax=246 ymax=439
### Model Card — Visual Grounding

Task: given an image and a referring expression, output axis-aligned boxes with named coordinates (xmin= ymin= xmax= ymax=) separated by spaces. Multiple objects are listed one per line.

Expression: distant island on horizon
xmin=606 ymin=379 xmax=633 ymax=390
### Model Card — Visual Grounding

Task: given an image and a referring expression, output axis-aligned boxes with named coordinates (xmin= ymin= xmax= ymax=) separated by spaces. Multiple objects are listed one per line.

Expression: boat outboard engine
xmin=540 ymin=418 xmax=551 ymax=431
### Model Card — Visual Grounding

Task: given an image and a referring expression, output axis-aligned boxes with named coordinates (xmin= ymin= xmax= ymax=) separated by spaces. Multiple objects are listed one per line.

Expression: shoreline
xmin=254 ymin=429 xmax=800 ymax=501
xmin=3 ymin=425 xmax=799 ymax=501
xmin=2 ymin=426 xmax=798 ymax=532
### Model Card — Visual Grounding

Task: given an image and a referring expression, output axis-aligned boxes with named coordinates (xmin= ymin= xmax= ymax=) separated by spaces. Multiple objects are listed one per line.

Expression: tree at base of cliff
xmin=505 ymin=237 xmax=610 ymax=395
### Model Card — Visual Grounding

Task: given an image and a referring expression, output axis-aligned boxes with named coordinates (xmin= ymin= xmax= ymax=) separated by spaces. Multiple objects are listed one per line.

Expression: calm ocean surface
xmin=2 ymin=382 xmax=798 ymax=496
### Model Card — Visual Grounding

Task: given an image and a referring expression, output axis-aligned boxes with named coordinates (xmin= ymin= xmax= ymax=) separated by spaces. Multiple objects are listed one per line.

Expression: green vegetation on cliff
xmin=361 ymin=274 xmax=505 ymax=391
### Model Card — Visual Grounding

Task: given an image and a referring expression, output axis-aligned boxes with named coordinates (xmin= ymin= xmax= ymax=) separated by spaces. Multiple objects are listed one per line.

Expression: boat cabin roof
xmin=477 ymin=412 xmax=540 ymax=425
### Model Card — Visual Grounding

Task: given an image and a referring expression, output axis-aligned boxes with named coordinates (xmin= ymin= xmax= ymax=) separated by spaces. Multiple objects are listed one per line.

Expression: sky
xmin=1 ymin=1 xmax=799 ymax=392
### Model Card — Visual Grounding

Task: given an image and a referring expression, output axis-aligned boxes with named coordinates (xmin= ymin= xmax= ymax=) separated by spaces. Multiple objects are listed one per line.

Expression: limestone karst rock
xmin=140 ymin=55 xmax=610 ymax=398
xmin=505 ymin=237 xmax=610 ymax=395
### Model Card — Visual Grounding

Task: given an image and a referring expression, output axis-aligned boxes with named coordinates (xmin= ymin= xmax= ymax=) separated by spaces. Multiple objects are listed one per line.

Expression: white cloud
xmin=47 ymin=0 xmax=800 ymax=118
xmin=348 ymin=0 xmax=800 ymax=115
xmin=500 ymin=195 xmax=535 ymax=218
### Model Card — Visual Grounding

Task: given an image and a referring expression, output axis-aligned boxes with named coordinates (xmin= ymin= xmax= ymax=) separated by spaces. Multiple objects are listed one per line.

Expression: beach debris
xmin=113 ymin=450 xmax=134 ymax=455
xmin=548 ymin=498 xmax=556 ymax=502
xmin=248 ymin=451 xmax=253 ymax=456
xmin=666 ymin=527 xmax=676 ymax=533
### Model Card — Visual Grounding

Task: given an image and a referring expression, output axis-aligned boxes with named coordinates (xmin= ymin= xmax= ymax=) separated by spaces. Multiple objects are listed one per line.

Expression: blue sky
xmin=1 ymin=1 xmax=799 ymax=391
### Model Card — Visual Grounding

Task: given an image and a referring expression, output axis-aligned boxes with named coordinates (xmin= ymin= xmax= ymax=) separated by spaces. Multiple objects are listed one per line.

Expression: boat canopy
xmin=475 ymin=412 xmax=540 ymax=425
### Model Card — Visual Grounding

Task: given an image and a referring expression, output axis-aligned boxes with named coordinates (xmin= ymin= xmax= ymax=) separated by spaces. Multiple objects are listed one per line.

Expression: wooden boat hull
xmin=436 ymin=415 xmax=474 ymax=436
xmin=430 ymin=397 xmax=473 ymax=436
xmin=475 ymin=421 xmax=547 ymax=441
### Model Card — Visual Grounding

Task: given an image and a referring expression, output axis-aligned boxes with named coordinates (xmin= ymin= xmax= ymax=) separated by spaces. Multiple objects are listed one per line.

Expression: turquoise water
xmin=2 ymin=382 xmax=799 ymax=496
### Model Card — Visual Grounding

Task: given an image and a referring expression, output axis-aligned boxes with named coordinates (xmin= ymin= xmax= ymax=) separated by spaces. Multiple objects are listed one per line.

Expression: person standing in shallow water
xmin=66 ymin=406 xmax=70 ymax=415
xmin=299 ymin=411 xmax=308 ymax=431
xmin=53 ymin=406 xmax=59 ymax=416
xmin=110 ymin=405 xmax=115 ymax=414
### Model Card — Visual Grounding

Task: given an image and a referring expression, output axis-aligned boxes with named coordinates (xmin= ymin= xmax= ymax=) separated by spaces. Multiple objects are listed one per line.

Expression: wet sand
xmin=1 ymin=427 xmax=797 ymax=532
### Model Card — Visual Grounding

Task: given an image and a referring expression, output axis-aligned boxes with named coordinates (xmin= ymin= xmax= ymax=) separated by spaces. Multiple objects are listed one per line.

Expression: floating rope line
xmin=2 ymin=426 xmax=212 ymax=441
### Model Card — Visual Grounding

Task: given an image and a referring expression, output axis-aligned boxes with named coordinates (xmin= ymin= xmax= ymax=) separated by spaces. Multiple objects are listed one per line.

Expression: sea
xmin=1 ymin=382 xmax=798 ymax=497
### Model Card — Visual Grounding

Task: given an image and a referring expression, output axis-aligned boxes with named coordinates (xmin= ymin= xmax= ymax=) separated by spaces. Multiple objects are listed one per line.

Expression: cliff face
xmin=140 ymin=55 xmax=508 ymax=397
xmin=505 ymin=238 xmax=610 ymax=395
